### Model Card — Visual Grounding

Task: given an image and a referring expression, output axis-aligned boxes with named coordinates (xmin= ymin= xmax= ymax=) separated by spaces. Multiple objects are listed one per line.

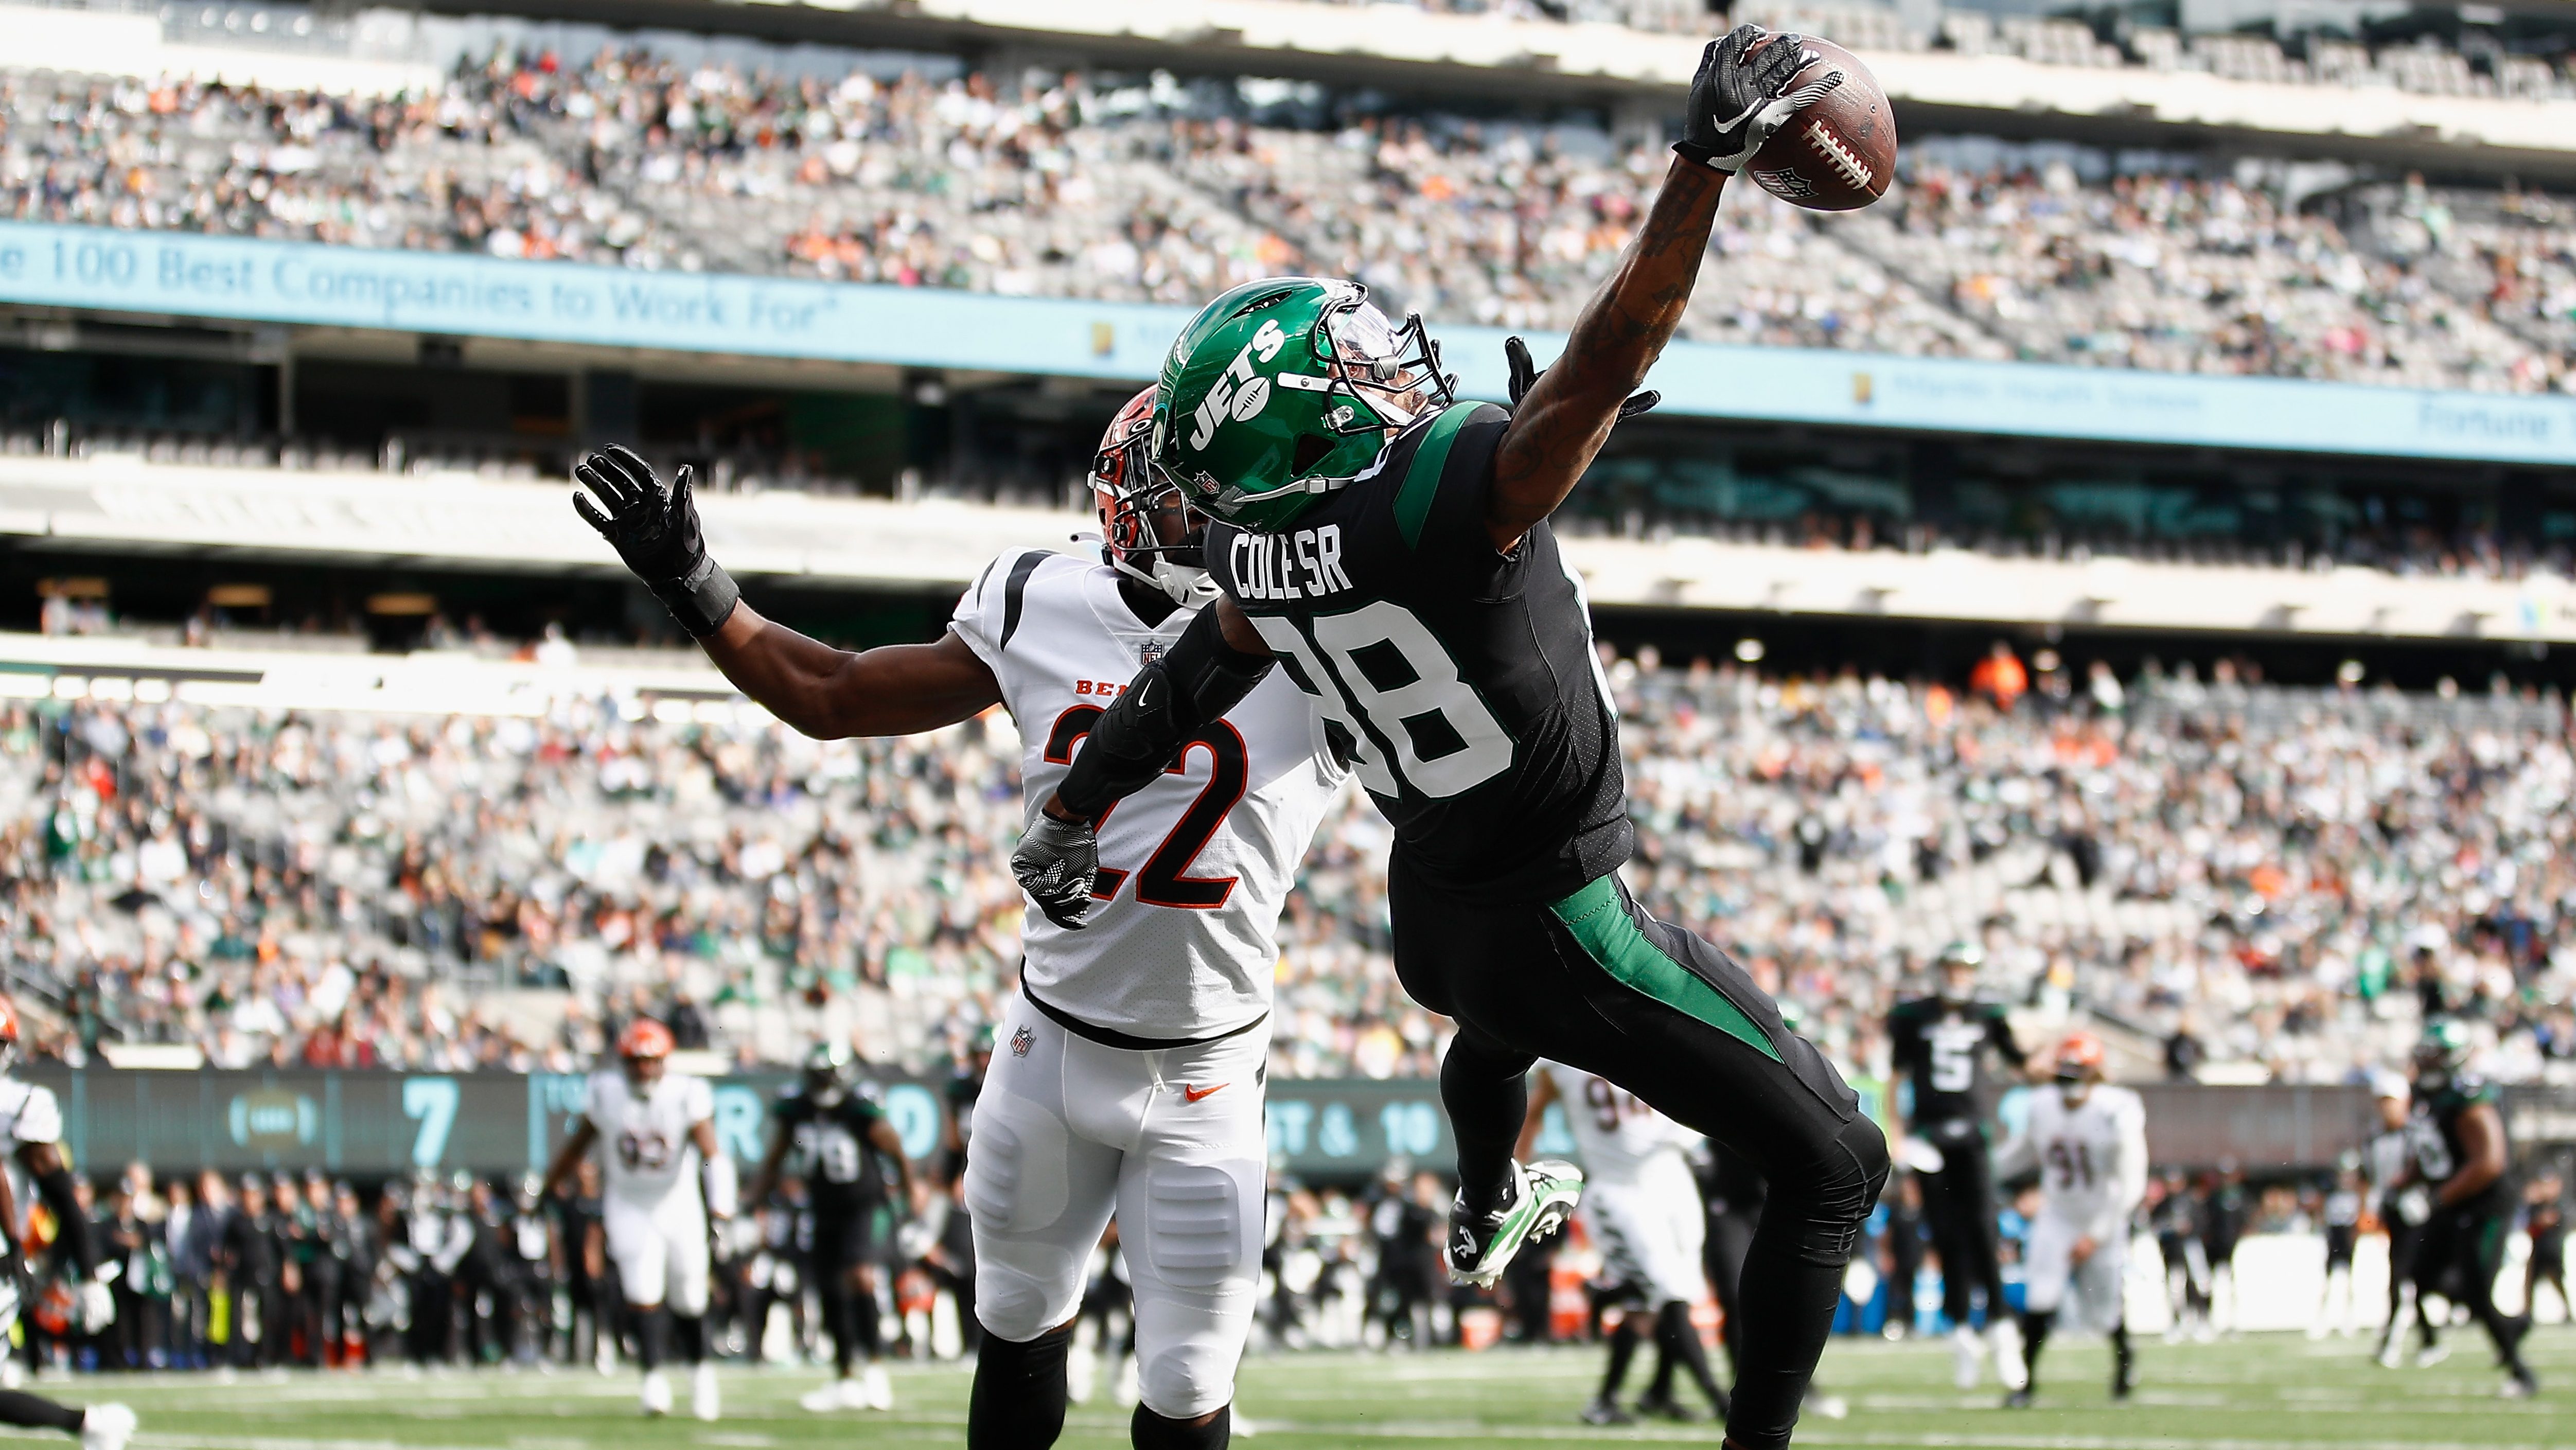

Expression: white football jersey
xmin=584 ymin=1069 xmax=714 ymax=1208
xmin=951 ymin=549 xmax=1344 ymax=1039
xmin=2001 ymin=1085 xmax=2147 ymax=1238
xmin=1536 ymin=1062 xmax=1700 ymax=1188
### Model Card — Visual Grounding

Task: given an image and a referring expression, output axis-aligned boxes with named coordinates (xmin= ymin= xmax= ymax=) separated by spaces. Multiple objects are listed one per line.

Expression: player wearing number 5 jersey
xmin=1991 ymin=1031 xmax=2145 ymax=1408
xmin=1016 ymin=28 xmax=1889 ymax=1450
xmin=537 ymin=1018 xmax=734 ymax=1422
xmin=568 ymin=392 xmax=1341 ymax=1450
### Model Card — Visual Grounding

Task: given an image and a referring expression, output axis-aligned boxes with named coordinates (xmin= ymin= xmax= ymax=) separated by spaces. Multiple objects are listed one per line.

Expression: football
xmin=1744 ymin=36 xmax=1896 ymax=212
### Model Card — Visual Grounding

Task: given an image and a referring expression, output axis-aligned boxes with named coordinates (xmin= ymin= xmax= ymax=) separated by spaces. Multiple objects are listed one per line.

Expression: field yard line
xmin=1194 ymin=1417 xmax=2569 ymax=1450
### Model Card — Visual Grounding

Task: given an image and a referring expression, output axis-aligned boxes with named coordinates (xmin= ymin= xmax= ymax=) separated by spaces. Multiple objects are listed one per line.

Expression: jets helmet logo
xmin=1189 ymin=317 xmax=1290 ymax=450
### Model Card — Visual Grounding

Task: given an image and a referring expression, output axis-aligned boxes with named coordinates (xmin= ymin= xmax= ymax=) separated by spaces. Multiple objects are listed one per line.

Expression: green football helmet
xmin=1151 ymin=276 xmax=1456 ymax=532
xmin=2414 ymin=1017 xmax=2471 ymax=1080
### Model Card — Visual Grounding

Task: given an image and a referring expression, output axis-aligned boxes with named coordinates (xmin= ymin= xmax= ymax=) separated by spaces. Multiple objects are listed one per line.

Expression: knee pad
xmin=1772 ymin=1117 xmax=1893 ymax=1265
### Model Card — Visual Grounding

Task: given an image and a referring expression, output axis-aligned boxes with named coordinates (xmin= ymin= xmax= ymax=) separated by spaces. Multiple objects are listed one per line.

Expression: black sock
xmin=852 ymin=1278 xmax=884 ymax=1358
xmin=1599 ymin=1316 xmax=1640 ymax=1401
xmin=636 ymin=1306 xmax=671 ymax=1371
xmin=2018 ymin=1309 xmax=2055 ymax=1391
xmin=1439 ymin=1031 xmax=1532 ymax=1218
xmin=1644 ymin=1317 xmax=1677 ymax=1404
xmin=968 ymin=1323 xmax=1073 ymax=1450
xmin=673 ymin=1313 xmax=706 ymax=1366
xmin=2110 ymin=1321 xmax=2132 ymax=1390
xmin=1130 ymin=1403 xmax=1228 ymax=1450
xmin=0 ymin=1393 xmax=84 ymax=1434
xmin=1655 ymin=1300 xmax=1729 ymax=1416
xmin=823 ymin=1284 xmax=861 ymax=1375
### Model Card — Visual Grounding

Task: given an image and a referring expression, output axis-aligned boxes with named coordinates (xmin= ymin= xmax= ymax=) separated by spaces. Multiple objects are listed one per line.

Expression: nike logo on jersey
xmin=1230 ymin=526 xmax=1351 ymax=601
xmin=1181 ymin=1083 xmax=1228 ymax=1103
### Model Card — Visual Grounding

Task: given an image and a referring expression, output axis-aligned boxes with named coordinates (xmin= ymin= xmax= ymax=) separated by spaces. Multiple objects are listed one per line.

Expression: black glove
xmin=1504 ymin=335 xmax=1658 ymax=422
xmin=1011 ymin=811 xmax=1100 ymax=930
xmin=572 ymin=445 xmax=742 ymax=638
xmin=1673 ymin=25 xmax=1843 ymax=175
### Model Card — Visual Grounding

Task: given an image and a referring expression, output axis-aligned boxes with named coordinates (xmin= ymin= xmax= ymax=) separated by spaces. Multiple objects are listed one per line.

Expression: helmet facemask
xmin=1313 ymin=286 xmax=1454 ymax=440
xmin=1095 ymin=387 xmax=1218 ymax=607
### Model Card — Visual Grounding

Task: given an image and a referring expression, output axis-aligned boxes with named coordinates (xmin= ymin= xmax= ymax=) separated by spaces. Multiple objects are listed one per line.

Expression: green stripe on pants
xmin=1548 ymin=875 xmax=1781 ymax=1063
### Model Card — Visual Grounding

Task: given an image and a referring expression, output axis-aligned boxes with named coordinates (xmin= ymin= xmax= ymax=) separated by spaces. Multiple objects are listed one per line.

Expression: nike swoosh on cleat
xmin=1182 ymin=1083 xmax=1228 ymax=1102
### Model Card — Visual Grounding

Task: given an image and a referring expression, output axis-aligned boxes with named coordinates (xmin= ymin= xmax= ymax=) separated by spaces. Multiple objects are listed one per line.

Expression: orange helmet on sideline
xmin=619 ymin=1017 xmax=675 ymax=1062
xmin=2054 ymin=1029 xmax=2107 ymax=1084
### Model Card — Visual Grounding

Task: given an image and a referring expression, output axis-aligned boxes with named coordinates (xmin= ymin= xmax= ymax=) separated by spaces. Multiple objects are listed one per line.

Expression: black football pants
xmin=1393 ymin=857 xmax=1888 ymax=1450
xmin=1918 ymin=1131 xmax=2005 ymax=1325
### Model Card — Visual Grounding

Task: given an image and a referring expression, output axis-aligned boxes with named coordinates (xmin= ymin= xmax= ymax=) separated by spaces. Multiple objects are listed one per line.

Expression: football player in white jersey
xmin=1992 ymin=1031 xmax=2146 ymax=1408
xmin=570 ymin=392 xmax=1342 ymax=1449
xmin=0 ymin=1002 xmax=132 ymax=1450
xmin=537 ymin=1018 xmax=734 ymax=1421
xmin=1518 ymin=1063 xmax=1727 ymax=1427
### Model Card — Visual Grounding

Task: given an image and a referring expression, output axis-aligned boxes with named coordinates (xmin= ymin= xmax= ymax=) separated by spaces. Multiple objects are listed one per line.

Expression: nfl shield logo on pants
xmin=1011 ymin=1025 xmax=1035 ymax=1058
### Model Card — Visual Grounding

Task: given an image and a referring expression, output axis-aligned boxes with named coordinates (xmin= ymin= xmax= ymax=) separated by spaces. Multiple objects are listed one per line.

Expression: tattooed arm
xmin=1485 ymin=155 xmax=1725 ymax=554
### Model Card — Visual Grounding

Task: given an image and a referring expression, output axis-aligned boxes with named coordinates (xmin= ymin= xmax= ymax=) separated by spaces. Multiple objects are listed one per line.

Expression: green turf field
xmin=72 ymin=1327 xmax=2572 ymax=1450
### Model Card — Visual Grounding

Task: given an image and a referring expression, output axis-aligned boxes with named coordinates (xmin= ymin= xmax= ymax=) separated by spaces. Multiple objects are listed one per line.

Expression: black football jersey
xmin=1204 ymin=401 xmax=1630 ymax=902
xmin=1885 ymin=996 xmax=2024 ymax=1128
xmin=773 ymin=1087 xmax=890 ymax=1214
xmin=2424 ymin=1075 xmax=2511 ymax=1214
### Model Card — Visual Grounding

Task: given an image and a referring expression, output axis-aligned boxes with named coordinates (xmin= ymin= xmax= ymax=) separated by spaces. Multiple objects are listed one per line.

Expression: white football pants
xmin=966 ymin=996 xmax=1267 ymax=1420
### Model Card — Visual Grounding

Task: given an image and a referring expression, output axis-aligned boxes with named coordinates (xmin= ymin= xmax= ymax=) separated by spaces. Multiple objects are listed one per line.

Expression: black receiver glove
xmin=1672 ymin=25 xmax=1843 ymax=175
xmin=572 ymin=445 xmax=742 ymax=638
xmin=1504 ymin=335 xmax=1658 ymax=422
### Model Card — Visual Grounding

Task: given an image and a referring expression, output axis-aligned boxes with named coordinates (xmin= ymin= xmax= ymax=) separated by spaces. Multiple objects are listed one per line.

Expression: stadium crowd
xmin=9 ymin=46 xmax=2576 ymax=391
xmin=4 ymin=650 xmax=2573 ymax=1090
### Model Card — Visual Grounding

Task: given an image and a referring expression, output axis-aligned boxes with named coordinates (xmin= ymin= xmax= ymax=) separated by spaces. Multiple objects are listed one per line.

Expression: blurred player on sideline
xmin=1993 ymin=1030 xmax=2144 ymax=1408
xmin=0 ymin=1000 xmax=133 ymax=1449
xmin=1518 ymin=1063 xmax=1727 ymax=1426
xmin=538 ymin=1018 xmax=734 ymax=1421
xmin=2408 ymin=1020 xmax=2536 ymax=1397
xmin=746 ymin=1040 xmax=925 ymax=1412
xmin=1886 ymin=944 xmax=2031 ymax=1389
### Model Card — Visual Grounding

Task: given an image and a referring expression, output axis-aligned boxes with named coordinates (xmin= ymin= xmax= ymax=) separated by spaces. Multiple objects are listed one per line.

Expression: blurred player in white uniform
xmin=0 ymin=1001 xmax=132 ymax=1450
xmin=538 ymin=1018 xmax=734 ymax=1421
xmin=1994 ymin=1031 xmax=2145 ymax=1408
xmin=1519 ymin=1063 xmax=1727 ymax=1427
xmin=567 ymin=392 xmax=1343 ymax=1449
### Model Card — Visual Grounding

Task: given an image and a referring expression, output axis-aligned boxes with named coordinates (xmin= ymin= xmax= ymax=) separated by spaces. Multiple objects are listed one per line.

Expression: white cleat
xmin=691 ymin=1362 xmax=720 ymax=1422
xmin=79 ymin=1403 xmax=135 ymax=1450
xmin=639 ymin=1369 xmax=673 ymax=1418
xmin=2415 ymin=1343 xmax=2452 ymax=1369
xmin=800 ymin=1380 xmax=853 ymax=1412
xmin=1951 ymin=1323 xmax=1984 ymax=1390
xmin=862 ymin=1363 xmax=893 ymax=1411
xmin=1990 ymin=1317 xmax=2027 ymax=1393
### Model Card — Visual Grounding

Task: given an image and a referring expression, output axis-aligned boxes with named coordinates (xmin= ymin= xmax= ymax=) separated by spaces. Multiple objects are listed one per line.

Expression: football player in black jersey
xmin=2408 ymin=1021 xmax=2536 ymax=1397
xmin=1012 ymin=27 xmax=1885 ymax=1450
xmin=1883 ymin=944 xmax=2030 ymax=1389
xmin=747 ymin=1041 xmax=924 ymax=1412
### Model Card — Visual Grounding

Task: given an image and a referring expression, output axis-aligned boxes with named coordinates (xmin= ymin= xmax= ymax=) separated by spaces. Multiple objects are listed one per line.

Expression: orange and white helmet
xmin=618 ymin=1017 xmax=675 ymax=1063
xmin=2054 ymin=1029 xmax=2107 ymax=1084
xmin=1092 ymin=386 xmax=1215 ymax=607
xmin=0 ymin=995 xmax=19 ymax=1074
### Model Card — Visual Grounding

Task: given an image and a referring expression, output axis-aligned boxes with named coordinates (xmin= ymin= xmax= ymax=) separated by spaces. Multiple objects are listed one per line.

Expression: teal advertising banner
xmin=7 ymin=220 xmax=2576 ymax=464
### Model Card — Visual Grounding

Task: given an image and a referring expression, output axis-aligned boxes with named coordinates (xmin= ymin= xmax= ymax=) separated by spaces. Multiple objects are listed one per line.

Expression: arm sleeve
xmin=1990 ymin=1125 xmax=2037 ymax=1181
xmin=2112 ymin=1095 xmax=2149 ymax=1221
xmin=1055 ymin=605 xmax=1274 ymax=820
xmin=1988 ymin=1010 xmax=2028 ymax=1070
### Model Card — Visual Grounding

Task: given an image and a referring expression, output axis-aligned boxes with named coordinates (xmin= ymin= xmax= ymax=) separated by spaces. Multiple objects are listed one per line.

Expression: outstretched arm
xmin=701 ymin=605 xmax=1001 ymax=739
xmin=1487 ymin=26 xmax=1840 ymax=553
xmin=571 ymin=446 xmax=1002 ymax=738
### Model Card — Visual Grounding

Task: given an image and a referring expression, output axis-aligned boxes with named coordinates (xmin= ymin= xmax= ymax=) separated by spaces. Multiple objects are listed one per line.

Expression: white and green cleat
xmin=1445 ymin=1158 xmax=1583 ymax=1288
